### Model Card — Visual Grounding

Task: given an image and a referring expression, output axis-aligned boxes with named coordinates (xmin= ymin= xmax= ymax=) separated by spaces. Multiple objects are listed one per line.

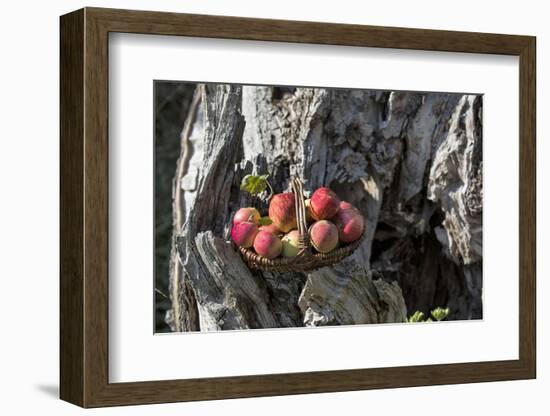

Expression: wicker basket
xmin=238 ymin=178 xmax=365 ymax=272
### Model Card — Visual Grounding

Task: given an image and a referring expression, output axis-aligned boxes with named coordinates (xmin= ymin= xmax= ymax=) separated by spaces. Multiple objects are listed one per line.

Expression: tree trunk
xmin=168 ymin=84 xmax=483 ymax=331
xmin=153 ymin=81 xmax=196 ymax=332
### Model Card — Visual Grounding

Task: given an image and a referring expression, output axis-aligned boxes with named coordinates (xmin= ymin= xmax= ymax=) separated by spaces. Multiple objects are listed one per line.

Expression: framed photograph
xmin=60 ymin=7 xmax=536 ymax=408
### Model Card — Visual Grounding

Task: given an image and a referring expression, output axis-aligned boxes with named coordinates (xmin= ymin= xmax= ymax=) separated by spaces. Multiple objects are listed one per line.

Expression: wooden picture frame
xmin=60 ymin=7 xmax=536 ymax=408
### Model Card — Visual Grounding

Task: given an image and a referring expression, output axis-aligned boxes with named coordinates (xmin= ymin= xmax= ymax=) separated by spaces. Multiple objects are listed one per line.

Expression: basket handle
xmin=291 ymin=178 xmax=310 ymax=251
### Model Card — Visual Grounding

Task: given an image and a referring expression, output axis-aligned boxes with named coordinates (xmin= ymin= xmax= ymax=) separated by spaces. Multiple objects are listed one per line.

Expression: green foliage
xmin=241 ymin=174 xmax=270 ymax=196
xmin=259 ymin=216 xmax=273 ymax=226
xmin=407 ymin=310 xmax=425 ymax=323
xmin=408 ymin=306 xmax=450 ymax=323
xmin=240 ymin=174 xmax=269 ymax=195
xmin=431 ymin=307 xmax=450 ymax=321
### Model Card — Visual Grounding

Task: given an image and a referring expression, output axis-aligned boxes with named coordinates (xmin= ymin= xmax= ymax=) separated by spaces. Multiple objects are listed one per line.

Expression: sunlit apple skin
xmin=282 ymin=230 xmax=301 ymax=258
xmin=233 ymin=207 xmax=261 ymax=225
xmin=309 ymin=220 xmax=339 ymax=253
xmin=258 ymin=223 xmax=282 ymax=237
xmin=231 ymin=222 xmax=258 ymax=248
xmin=334 ymin=206 xmax=365 ymax=243
xmin=253 ymin=231 xmax=283 ymax=259
xmin=268 ymin=193 xmax=297 ymax=233
xmin=310 ymin=187 xmax=341 ymax=220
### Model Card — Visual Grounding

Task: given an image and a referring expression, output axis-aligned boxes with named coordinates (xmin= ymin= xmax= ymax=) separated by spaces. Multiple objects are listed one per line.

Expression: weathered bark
xmin=166 ymin=87 xmax=202 ymax=333
xmin=167 ymin=84 xmax=483 ymax=331
xmin=371 ymin=94 xmax=483 ymax=320
xmin=153 ymin=82 xmax=196 ymax=332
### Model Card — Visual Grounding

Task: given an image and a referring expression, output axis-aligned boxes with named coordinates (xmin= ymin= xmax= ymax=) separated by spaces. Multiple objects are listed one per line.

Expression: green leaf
xmin=431 ymin=307 xmax=450 ymax=321
xmin=408 ymin=306 xmax=449 ymax=323
xmin=407 ymin=311 xmax=425 ymax=323
xmin=240 ymin=174 xmax=269 ymax=196
xmin=259 ymin=216 xmax=272 ymax=226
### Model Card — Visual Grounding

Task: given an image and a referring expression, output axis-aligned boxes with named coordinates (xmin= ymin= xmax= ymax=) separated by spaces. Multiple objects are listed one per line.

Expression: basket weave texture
xmin=239 ymin=178 xmax=365 ymax=272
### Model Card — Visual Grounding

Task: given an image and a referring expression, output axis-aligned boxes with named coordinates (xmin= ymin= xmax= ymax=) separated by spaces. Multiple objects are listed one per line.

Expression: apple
xmin=253 ymin=230 xmax=283 ymax=259
xmin=310 ymin=187 xmax=340 ymax=220
xmin=309 ymin=220 xmax=339 ymax=253
xmin=233 ymin=207 xmax=261 ymax=225
xmin=339 ymin=201 xmax=359 ymax=212
xmin=231 ymin=221 xmax=258 ymax=248
xmin=304 ymin=198 xmax=314 ymax=223
xmin=334 ymin=205 xmax=365 ymax=243
xmin=281 ymin=230 xmax=301 ymax=258
xmin=258 ymin=223 xmax=282 ymax=237
xmin=268 ymin=193 xmax=297 ymax=233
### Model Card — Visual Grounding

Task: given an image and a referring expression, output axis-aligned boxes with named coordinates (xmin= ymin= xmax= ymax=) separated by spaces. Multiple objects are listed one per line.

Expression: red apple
xmin=309 ymin=220 xmax=339 ymax=253
xmin=231 ymin=221 xmax=258 ymax=248
xmin=310 ymin=187 xmax=340 ymax=220
xmin=253 ymin=230 xmax=283 ymax=259
xmin=233 ymin=207 xmax=261 ymax=225
xmin=304 ymin=199 xmax=314 ymax=223
xmin=334 ymin=205 xmax=365 ymax=243
xmin=268 ymin=193 xmax=297 ymax=233
xmin=339 ymin=201 xmax=359 ymax=212
xmin=282 ymin=230 xmax=301 ymax=258
xmin=258 ymin=223 xmax=282 ymax=237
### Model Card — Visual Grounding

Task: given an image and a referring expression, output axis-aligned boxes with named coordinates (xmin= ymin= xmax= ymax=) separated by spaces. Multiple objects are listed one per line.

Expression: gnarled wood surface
xmin=166 ymin=84 xmax=482 ymax=331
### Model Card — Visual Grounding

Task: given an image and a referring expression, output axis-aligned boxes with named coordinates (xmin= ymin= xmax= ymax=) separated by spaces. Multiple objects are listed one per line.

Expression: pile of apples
xmin=231 ymin=187 xmax=365 ymax=259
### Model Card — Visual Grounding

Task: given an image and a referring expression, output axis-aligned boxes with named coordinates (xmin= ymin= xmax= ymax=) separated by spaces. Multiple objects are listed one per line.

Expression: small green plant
xmin=431 ymin=307 xmax=450 ymax=321
xmin=407 ymin=307 xmax=450 ymax=323
xmin=407 ymin=310 xmax=427 ymax=323
xmin=240 ymin=174 xmax=273 ymax=201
